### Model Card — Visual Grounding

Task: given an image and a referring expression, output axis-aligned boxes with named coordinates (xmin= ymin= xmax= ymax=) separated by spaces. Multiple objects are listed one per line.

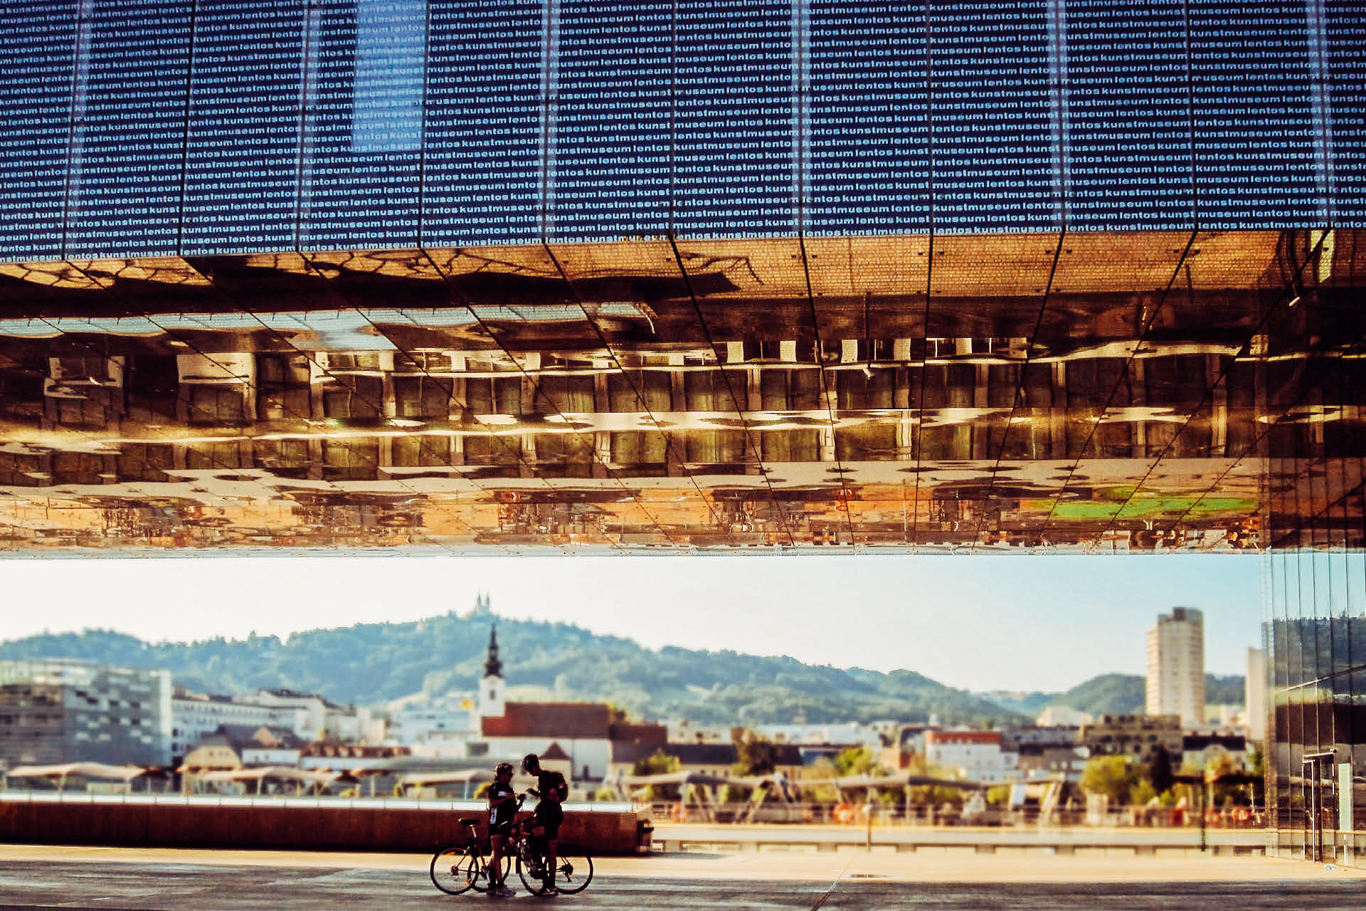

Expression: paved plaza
xmin=0 ymin=845 xmax=1361 ymax=910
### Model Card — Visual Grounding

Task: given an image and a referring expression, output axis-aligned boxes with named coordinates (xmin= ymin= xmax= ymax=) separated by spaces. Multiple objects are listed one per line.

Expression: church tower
xmin=479 ymin=623 xmax=506 ymax=718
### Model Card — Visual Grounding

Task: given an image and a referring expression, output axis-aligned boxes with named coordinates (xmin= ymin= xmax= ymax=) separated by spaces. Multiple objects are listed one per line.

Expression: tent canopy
xmin=5 ymin=762 xmax=149 ymax=782
xmin=196 ymin=766 xmax=338 ymax=785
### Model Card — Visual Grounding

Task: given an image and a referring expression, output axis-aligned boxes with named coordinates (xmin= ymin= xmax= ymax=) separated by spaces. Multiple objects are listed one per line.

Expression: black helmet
xmin=495 ymin=762 xmax=514 ymax=777
xmin=521 ymin=753 xmax=539 ymax=773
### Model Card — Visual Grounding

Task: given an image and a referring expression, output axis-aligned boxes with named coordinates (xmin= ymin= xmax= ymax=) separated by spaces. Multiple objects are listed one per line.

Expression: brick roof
xmin=608 ymin=722 xmax=668 ymax=744
xmin=540 ymin=741 xmax=571 ymax=761
xmin=480 ymin=702 xmax=610 ymax=739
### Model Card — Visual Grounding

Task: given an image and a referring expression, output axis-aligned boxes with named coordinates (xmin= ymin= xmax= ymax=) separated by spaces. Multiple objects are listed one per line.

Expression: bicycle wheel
xmin=516 ymin=846 xmax=548 ymax=896
xmin=429 ymin=844 xmax=481 ymax=895
xmin=552 ymin=846 xmax=594 ymax=894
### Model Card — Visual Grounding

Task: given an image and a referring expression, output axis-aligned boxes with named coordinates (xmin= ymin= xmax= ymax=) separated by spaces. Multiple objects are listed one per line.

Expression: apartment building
xmin=0 ymin=659 xmax=172 ymax=767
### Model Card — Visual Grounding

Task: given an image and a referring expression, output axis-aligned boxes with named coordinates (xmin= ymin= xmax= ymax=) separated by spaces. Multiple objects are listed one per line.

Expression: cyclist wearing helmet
xmin=521 ymin=753 xmax=567 ymax=895
xmin=486 ymin=762 xmax=517 ymax=898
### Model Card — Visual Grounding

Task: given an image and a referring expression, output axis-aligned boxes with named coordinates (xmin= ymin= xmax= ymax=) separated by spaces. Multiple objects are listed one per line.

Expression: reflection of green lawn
xmin=1047 ymin=496 xmax=1256 ymax=520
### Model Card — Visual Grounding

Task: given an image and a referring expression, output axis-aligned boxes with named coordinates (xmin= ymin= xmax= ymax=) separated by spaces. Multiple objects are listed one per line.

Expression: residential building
xmin=0 ymin=659 xmax=171 ymax=767
xmin=181 ymin=724 xmax=307 ymax=771
xmin=1036 ymin=706 xmax=1092 ymax=727
xmin=1203 ymin=704 xmax=1247 ymax=732
xmin=924 ymin=730 xmax=1017 ymax=784
xmin=479 ymin=702 xmax=612 ymax=781
xmin=1002 ymin=725 xmax=1082 ymax=750
xmin=878 ymin=723 xmax=934 ymax=770
xmin=171 ymin=688 xmax=282 ymax=761
xmin=1182 ymin=733 xmax=1247 ymax=773
xmin=246 ymin=688 xmax=358 ymax=742
xmin=753 ymin=723 xmax=883 ymax=751
xmin=1000 ymin=723 xmax=1085 ymax=780
xmin=388 ymin=691 xmax=478 ymax=747
xmin=666 ymin=722 xmax=730 ymax=744
xmin=1146 ymin=607 xmax=1206 ymax=728
xmin=298 ymin=742 xmax=409 ymax=772
xmin=1082 ymin=714 xmax=1183 ymax=764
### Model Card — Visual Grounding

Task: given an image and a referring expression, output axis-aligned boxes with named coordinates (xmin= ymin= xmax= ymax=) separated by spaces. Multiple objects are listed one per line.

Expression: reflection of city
xmin=1264 ymin=614 xmax=1366 ymax=861
xmin=0 ymin=230 xmax=1361 ymax=553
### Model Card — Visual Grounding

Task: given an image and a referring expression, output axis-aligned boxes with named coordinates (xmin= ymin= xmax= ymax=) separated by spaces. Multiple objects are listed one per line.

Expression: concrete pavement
xmin=0 ymin=842 xmax=1358 ymax=882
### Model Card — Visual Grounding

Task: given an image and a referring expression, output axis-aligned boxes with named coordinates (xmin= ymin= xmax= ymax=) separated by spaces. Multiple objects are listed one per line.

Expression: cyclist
xmin=521 ymin=753 xmax=568 ymax=895
xmin=486 ymin=762 xmax=518 ymax=898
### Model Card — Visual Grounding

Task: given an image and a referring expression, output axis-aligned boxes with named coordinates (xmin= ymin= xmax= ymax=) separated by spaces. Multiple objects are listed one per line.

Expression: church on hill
xmin=394 ymin=595 xmax=631 ymax=782
xmin=474 ymin=621 xmax=609 ymax=781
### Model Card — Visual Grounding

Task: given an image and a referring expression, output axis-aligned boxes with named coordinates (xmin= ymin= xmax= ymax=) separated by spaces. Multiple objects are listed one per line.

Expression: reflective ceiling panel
xmin=1 ymin=230 xmax=1362 ymax=554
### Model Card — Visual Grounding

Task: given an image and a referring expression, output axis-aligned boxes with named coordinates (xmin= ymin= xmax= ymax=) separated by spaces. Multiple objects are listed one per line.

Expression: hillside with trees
xmin=981 ymin=672 xmax=1246 ymax=717
xmin=0 ymin=613 xmax=1022 ymax=726
xmin=0 ymin=614 xmax=1244 ymax=726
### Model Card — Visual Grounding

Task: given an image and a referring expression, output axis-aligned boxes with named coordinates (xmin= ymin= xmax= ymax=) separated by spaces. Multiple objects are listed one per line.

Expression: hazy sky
xmin=1 ymin=554 xmax=1261 ymax=693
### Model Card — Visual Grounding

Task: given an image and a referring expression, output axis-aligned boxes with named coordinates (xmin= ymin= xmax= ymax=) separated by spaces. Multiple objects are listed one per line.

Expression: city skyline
xmin=2 ymin=553 xmax=1261 ymax=694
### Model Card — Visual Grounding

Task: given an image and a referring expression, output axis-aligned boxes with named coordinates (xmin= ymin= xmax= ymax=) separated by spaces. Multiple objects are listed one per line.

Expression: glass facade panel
xmin=1064 ymin=0 xmax=1193 ymax=230
xmin=0 ymin=0 xmax=76 ymax=261
xmin=297 ymin=0 xmax=423 ymax=249
xmin=928 ymin=0 xmax=1058 ymax=232
xmin=1327 ymin=1 xmax=1366 ymax=225
xmin=182 ymin=0 xmax=306 ymax=254
xmin=423 ymin=0 xmax=541 ymax=245
xmin=549 ymin=1 xmax=672 ymax=240
xmin=3 ymin=3 xmax=1366 ymax=257
xmin=807 ymin=0 xmax=928 ymax=234
xmin=673 ymin=0 xmax=795 ymax=237
xmin=64 ymin=0 xmax=194 ymax=258
xmin=1190 ymin=2 xmax=1322 ymax=228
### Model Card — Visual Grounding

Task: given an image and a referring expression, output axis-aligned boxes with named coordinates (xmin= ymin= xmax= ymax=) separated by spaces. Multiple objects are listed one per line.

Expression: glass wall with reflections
xmin=1263 ymin=296 xmax=1366 ymax=863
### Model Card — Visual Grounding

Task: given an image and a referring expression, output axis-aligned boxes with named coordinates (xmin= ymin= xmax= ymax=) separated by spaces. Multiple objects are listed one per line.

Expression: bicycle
xmin=506 ymin=807 xmax=594 ymax=896
xmin=429 ymin=796 xmax=593 ymax=897
xmin=429 ymin=816 xmax=508 ymax=895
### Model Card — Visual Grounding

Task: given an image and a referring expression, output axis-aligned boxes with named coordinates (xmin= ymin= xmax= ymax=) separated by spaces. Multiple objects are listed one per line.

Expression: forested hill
xmin=979 ymin=672 xmax=1247 ymax=717
xmin=0 ymin=614 xmax=1024 ymax=726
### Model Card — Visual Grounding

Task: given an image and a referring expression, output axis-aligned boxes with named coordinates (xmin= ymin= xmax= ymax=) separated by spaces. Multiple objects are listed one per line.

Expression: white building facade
xmin=924 ymin=730 xmax=1018 ymax=784
xmin=389 ymin=692 xmax=478 ymax=747
xmin=171 ymin=691 xmax=282 ymax=760
xmin=1146 ymin=607 xmax=1206 ymax=729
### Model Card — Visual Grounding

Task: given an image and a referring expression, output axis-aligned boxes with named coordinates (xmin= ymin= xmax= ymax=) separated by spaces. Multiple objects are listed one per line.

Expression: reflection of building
xmin=0 ymin=659 xmax=171 ymax=767
xmin=0 ymin=230 xmax=1355 ymax=556
xmin=1265 ymin=612 xmax=1366 ymax=863
xmin=1245 ymin=648 xmax=1267 ymax=744
xmin=1081 ymin=714 xmax=1183 ymax=765
xmin=1146 ymin=608 xmax=1205 ymax=729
